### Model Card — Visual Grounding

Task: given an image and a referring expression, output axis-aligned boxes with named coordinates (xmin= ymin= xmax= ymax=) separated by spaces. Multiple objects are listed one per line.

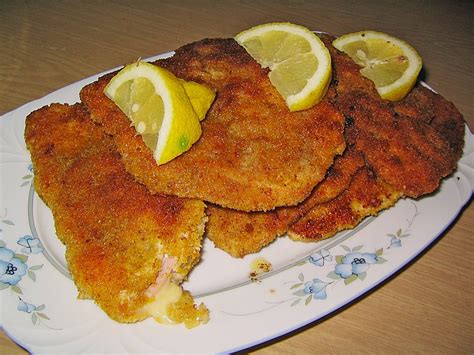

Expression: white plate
xmin=1 ymin=54 xmax=473 ymax=353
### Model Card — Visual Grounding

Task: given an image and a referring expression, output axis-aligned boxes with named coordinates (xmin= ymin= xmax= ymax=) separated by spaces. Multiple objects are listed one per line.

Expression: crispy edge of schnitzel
xmin=288 ymin=167 xmax=402 ymax=242
xmin=206 ymin=147 xmax=365 ymax=257
xmin=80 ymin=38 xmax=346 ymax=211
xmin=391 ymin=83 xmax=465 ymax=161
xmin=24 ymin=103 xmax=208 ymax=326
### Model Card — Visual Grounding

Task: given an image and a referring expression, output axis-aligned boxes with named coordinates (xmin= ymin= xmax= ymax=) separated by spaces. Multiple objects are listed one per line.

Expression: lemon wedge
xmin=235 ymin=22 xmax=332 ymax=112
xmin=104 ymin=61 xmax=210 ymax=165
xmin=179 ymin=79 xmax=215 ymax=121
xmin=332 ymin=30 xmax=422 ymax=101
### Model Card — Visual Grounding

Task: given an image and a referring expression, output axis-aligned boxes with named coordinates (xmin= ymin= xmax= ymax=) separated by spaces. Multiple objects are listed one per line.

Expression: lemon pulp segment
xmin=235 ymin=22 xmax=332 ymax=111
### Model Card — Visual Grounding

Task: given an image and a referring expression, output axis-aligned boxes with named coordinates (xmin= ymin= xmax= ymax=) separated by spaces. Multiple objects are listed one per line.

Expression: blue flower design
xmin=303 ymin=278 xmax=328 ymax=300
xmin=309 ymin=248 xmax=333 ymax=266
xmin=17 ymin=235 xmax=43 ymax=254
xmin=28 ymin=164 xmax=34 ymax=173
xmin=334 ymin=252 xmax=377 ymax=279
xmin=389 ymin=237 xmax=402 ymax=248
xmin=18 ymin=299 xmax=37 ymax=313
xmin=0 ymin=247 xmax=27 ymax=285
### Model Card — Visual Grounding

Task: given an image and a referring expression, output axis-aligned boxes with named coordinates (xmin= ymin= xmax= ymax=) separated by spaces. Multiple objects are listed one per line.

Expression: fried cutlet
xmin=24 ymin=103 xmax=208 ymax=327
xmin=80 ymin=38 xmax=346 ymax=211
xmin=206 ymin=147 xmax=365 ymax=257
xmin=322 ymin=34 xmax=464 ymax=197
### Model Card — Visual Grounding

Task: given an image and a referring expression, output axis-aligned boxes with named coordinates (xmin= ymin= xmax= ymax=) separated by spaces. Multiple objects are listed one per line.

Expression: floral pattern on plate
xmin=0 ymin=207 xmax=51 ymax=327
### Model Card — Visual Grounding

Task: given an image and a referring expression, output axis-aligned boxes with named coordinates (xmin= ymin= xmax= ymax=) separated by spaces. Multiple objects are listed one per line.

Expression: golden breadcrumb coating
xmin=288 ymin=167 xmax=402 ymax=241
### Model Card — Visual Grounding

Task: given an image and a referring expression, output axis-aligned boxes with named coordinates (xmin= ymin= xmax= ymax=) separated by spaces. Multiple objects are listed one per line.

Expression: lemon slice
xmin=179 ymin=79 xmax=215 ymax=121
xmin=235 ymin=22 xmax=331 ymax=112
xmin=332 ymin=30 xmax=422 ymax=101
xmin=104 ymin=61 xmax=205 ymax=165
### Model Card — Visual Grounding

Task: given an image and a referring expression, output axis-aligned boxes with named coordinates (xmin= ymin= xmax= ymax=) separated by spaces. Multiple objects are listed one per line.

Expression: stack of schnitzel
xmin=206 ymin=35 xmax=464 ymax=256
xmin=25 ymin=32 xmax=465 ymax=323
xmin=80 ymin=35 xmax=463 ymax=257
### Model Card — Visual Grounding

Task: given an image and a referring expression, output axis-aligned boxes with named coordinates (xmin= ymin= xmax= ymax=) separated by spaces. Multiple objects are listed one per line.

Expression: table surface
xmin=1 ymin=1 xmax=472 ymax=353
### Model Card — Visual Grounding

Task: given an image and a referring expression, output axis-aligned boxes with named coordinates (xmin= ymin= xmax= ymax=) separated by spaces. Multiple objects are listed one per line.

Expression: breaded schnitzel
xmin=25 ymin=103 xmax=208 ymax=327
xmin=322 ymin=34 xmax=464 ymax=197
xmin=80 ymin=38 xmax=346 ymax=211
xmin=206 ymin=147 xmax=365 ymax=257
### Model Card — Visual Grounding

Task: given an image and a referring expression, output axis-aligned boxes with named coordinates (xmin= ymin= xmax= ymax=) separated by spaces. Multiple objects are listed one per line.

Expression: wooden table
xmin=1 ymin=1 xmax=472 ymax=353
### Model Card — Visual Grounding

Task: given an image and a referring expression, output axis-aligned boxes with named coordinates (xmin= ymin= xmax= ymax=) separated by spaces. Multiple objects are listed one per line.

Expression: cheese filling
xmin=143 ymin=277 xmax=183 ymax=324
xmin=142 ymin=255 xmax=181 ymax=324
xmin=141 ymin=254 xmax=209 ymax=327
